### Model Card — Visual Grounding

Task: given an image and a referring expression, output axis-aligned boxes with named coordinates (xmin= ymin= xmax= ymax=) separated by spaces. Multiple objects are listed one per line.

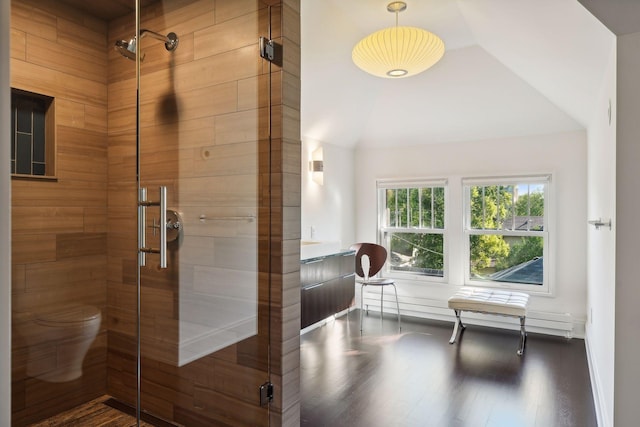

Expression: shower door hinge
xmin=259 ymin=382 xmax=274 ymax=406
xmin=259 ymin=37 xmax=282 ymax=66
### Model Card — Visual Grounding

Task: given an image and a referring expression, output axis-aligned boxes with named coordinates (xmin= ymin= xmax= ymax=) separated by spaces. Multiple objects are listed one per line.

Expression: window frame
xmin=377 ymin=178 xmax=448 ymax=283
xmin=462 ymin=174 xmax=552 ymax=295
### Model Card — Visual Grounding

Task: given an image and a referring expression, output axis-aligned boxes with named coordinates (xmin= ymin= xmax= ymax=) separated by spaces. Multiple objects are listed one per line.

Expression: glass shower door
xmin=136 ymin=1 xmax=272 ymax=424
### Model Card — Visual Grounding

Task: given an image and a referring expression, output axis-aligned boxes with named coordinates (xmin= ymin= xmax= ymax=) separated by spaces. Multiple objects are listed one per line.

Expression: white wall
xmin=301 ymin=138 xmax=355 ymax=249
xmin=353 ymin=131 xmax=588 ymax=333
xmin=585 ymin=42 xmax=617 ymax=427
xmin=1 ymin=0 xmax=10 ymax=424
xmin=614 ymin=30 xmax=640 ymax=427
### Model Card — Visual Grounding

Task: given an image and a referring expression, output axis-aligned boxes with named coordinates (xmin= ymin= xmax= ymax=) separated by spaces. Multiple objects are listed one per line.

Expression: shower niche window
xmin=11 ymin=88 xmax=55 ymax=178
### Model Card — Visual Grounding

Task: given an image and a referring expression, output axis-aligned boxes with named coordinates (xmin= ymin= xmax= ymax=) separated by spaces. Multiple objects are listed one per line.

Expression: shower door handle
xmin=159 ymin=186 xmax=167 ymax=268
xmin=139 ymin=188 xmax=148 ymax=267
xmin=138 ymin=186 xmax=168 ymax=269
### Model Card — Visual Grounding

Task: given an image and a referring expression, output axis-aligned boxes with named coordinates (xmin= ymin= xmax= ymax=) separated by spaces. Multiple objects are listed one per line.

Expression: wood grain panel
xmin=56 ymin=233 xmax=107 ymax=258
xmin=107 ymin=306 xmax=137 ymax=338
xmin=107 ymin=281 xmax=137 ymax=313
xmin=10 ymin=29 xmax=26 ymax=60
xmin=173 ymin=45 xmax=262 ymax=93
xmin=12 ymin=264 xmax=27 ymax=294
xmin=12 ymin=207 xmax=85 ymax=235
xmin=215 ymin=108 xmax=269 ymax=145
xmin=194 ymin=10 xmax=267 ymax=59
xmin=84 ymin=207 xmax=108 ymax=233
xmin=12 ymin=184 xmax=107 ymax=209
xmin=11 ymin=1 xmax=110 ymax=424
xmin=20 ymin=0 xmax=108 ymax=33
xmin=56 ymin=16 xmax=108 ymax=55
xmin=11 ymin=234 xmax=57 ymax=265
xmin=26 ymin=34 xmax=107 ymax=84
xmin=142 ymin=0 xmax=216 ymax=39
xmin=10 ymin=1 xmax=57 ymax=41
xmin=140 ymin=116 xmax=215 ymax=152
xmin=107 ymin=106 xmax=137 ymax=135
xmin=56 ymin=98 xmax=86 ymax=128
xmin=106 ymin=78 xmax=136 ymax=113
xmin=238 ymin=75 xmax=270 ymax=111
xmin=12 ymin=285 xmax=107 ymax=316
xmin=215 ymin=0 xmax=265 ymax=24
xmin=11 ymin=59 xmax=107 ymax=107
xmin=84 ymin=105 xmax=109 ymax=133
xmin=179 ymin=140 xmax=258 ymax=178
xmin=24 ymin=255 xmax=107 ymax=290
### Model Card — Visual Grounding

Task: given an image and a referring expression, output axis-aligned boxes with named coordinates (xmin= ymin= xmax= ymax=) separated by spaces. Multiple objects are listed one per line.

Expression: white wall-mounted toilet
xmin=19 ymin=304 xmax=102 ymax=383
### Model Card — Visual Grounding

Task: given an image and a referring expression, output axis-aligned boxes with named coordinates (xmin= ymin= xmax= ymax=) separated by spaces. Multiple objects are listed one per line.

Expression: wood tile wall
xmin=10 ymin=0 xmax=109 ymax=425
xmin=106 ymin=1 xmax=301 ymax=426
xmin=10 ymin=0 xmax=300 ymax=425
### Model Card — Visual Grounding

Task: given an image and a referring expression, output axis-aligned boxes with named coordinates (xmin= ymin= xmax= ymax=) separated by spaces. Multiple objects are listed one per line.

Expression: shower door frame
xmin=134 ymin=0 xmax=274 ymax=425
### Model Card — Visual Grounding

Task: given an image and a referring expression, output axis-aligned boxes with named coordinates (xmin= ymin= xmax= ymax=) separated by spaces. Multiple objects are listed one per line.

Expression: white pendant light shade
xmin=352 ymin=2 xmax=445 ymax=78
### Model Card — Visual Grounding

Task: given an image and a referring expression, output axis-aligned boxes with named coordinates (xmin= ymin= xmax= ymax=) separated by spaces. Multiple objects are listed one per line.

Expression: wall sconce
xmin=309 ymin=147 xmax=324 ymax=185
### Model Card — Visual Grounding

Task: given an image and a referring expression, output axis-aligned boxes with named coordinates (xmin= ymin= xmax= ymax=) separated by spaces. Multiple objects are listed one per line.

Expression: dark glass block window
xmin=11 ymin=89 xmax=52 ymax=176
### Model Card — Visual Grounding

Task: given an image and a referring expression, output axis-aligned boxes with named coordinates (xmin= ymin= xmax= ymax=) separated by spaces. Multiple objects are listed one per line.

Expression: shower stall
xmin=8 ymin=0 xmax=298 ymax=425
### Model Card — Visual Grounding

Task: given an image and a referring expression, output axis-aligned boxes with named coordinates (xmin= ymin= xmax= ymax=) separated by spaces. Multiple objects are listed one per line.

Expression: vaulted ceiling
xmin=301 ymin=0 xmax=616 ymax=149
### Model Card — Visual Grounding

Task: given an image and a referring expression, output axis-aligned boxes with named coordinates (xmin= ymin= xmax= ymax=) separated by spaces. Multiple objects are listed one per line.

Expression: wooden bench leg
xmin=449 ymin=309 xmax=466 ymax=344
xmin=517 ymin=316 xmax=527 ymax=356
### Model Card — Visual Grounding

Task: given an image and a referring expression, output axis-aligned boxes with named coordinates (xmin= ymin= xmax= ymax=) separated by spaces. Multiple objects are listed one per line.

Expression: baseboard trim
xmin=585 ymin=331 xmax=611 ymax=427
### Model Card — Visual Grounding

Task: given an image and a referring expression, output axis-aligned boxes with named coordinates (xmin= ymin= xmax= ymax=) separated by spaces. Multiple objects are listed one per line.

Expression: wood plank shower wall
xmin=10 ymin=0 xmax=109 ymax=424
xmin=10 ymin=0 xmax=300 ymax=425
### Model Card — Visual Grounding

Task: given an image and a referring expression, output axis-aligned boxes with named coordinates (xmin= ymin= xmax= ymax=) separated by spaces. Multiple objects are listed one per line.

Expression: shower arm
xmin=140 ymin=29 xmax=179 ymax=51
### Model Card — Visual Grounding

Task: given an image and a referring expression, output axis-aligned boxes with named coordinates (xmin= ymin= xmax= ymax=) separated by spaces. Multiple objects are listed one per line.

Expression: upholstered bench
xmin=448 ymin=287 xmax=530 ymax=356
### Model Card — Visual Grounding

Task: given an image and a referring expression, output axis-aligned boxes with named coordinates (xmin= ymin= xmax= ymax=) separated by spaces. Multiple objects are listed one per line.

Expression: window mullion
xmin=431 ymin=188 xmax=435 ymax=229
xmin=482 ymin=186 xmax=486 ymax=230
xmin=527 ymin=184 xmax=531 ymax=231
xmin=418 ymin=188 xmax=423 ymax=228
xmin=405 ymin=188 xmax=409 ymax=228
xmin=394 ymin=189 xmax=398 ymax=227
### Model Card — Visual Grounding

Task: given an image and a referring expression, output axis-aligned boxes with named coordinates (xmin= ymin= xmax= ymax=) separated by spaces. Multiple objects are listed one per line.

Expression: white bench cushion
xmin=448 ymin=287 xmax=529 ymax=317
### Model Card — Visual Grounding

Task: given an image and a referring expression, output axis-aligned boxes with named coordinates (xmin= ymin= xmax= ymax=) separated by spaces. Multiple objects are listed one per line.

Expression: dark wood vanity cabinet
xmin=301 ymin=251 xmax=355 ymax=329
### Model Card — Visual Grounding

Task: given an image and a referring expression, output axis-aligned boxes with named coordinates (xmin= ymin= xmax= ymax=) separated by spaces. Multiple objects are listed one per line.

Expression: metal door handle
xmin=138 ymin=186 xmax=168 ymax=269
xmin=139 ymin=188 xmax=148 ymax=267
xmin=159 ymin=186 xmax=167 ymax=268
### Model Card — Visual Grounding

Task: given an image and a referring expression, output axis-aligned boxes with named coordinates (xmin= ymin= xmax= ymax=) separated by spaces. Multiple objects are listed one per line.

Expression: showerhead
xmin=114 ymin=38 xmax=136 ymax=61
xmin=114 ymin=29 xmax=179 ymax=61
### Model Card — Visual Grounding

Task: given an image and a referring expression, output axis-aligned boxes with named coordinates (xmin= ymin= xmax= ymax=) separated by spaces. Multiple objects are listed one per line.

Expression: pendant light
xmin=352 ymin=1 xmax=445 ymax=78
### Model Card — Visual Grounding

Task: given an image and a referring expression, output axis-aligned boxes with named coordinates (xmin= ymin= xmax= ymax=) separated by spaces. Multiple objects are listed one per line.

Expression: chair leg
xmin=391 ymin=284 xmax=401 ymax=331
xmin=360 ymin=283 xmax=366 ymax=332
xmin=517 ymin=316 xmax=527 ymax=356
xmin=449 ymin=309 xmax=465 ymax=344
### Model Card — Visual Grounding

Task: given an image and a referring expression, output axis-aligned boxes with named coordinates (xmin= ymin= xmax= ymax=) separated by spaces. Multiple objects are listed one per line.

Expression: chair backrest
xmin=350 ymin=243 xmax=388 ymax=279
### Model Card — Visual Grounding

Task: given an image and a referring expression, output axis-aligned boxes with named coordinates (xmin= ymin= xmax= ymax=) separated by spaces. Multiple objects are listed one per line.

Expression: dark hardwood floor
xmin=300 ymin=311 xmax=597 ymax=427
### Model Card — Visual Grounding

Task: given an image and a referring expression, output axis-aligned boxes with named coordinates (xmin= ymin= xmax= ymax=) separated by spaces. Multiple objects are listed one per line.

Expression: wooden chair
xmin=350 ymin=243 xmax=401 ymax=331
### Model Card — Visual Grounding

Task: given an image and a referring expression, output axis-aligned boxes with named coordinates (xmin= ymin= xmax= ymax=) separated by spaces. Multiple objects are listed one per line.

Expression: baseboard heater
xmin=362 ymin=292 xmax=577 ymax=338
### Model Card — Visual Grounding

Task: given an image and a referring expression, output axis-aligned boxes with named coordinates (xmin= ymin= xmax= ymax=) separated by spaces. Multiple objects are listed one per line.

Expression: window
xmin=378 ymin=180 xmax=447 ymax=280
xmin=463 ymin=175 xmax=550 ymax=293
xmin=11 ymin=89 xmax=55 ymax=178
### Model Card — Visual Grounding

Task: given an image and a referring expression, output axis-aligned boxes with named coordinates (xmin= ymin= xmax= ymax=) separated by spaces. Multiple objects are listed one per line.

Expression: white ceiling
xmin=301 ymin=0 xmax=615 ymax=149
